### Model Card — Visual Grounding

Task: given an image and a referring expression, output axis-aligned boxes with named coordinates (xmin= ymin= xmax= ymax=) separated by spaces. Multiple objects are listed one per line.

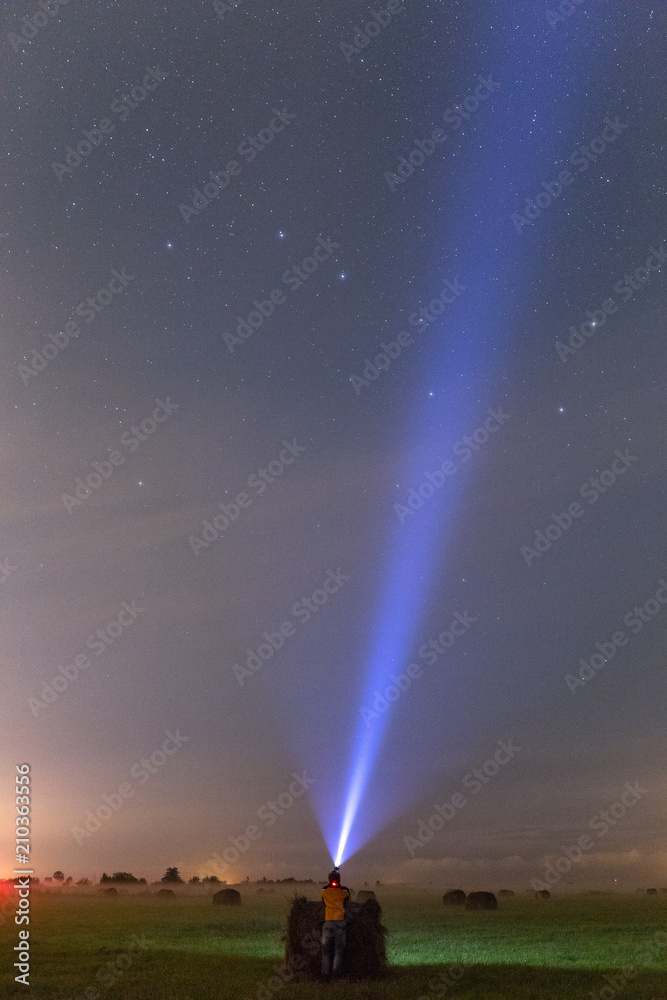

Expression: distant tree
xmin=202 ymin=875 xmax=221 ymax=884
xmin=76 ymin=878 xmax=90 ymax=886
xmin=53 ymin=871 xmax=65 ymax=882
xmin=188 ymin=876 xmax=200 ymax=884
xmin=138 ymin=878 xmax=146 ymax=885
xmin=161 ymin=867 xmax=184 ymax=884
xmin=100 ymin=872 xmax=140 ymax=884
xmin=65 ymin=877 xmax=73 ymax=885
xmin=244 ymin=875 xmax=250 ymax=883
xmin=44 ymin=877 xmax=53 ymax=884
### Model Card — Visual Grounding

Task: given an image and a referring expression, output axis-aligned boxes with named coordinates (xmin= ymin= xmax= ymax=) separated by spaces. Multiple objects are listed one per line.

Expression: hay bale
xmin=443 ymin=889 xmax=466 ymax=906
xmin=213 ymin=888 xmax=241 ymax=906
xmin=284 ymin=895 xmax=387 ymax=980
xmin=535 ymin=889 xmax=551 ymax=900
xmin=158 ymin=888 xmax=175 ymax=898
xmin=647 ymin=888 xmax=658 ymax=896
xmin=100 ymin=887 xmax=118 ymax=896
xmin=356 ymin=890 xmax=377 ymax=903
xmin=497 ymin=889 xmax=515 ymax=898
xmin=465 ymin=891 xmax=497 ymax=910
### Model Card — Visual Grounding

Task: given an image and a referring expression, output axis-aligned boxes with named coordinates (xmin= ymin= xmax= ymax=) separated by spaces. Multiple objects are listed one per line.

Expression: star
xmin=166 ymin=242 xmax=173 ymax=249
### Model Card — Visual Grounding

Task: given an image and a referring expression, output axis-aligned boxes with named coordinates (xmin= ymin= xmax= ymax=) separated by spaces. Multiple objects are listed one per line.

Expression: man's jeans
xmin=321 ymin=919 xmax=347 ymax=975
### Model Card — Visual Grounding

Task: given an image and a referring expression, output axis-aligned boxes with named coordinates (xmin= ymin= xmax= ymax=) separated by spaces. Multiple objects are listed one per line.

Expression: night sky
xmin=1 ymin=0 xmax=665 ymax=889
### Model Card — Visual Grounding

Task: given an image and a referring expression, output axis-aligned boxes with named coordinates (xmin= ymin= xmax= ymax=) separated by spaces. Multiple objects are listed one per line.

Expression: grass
xmin=1 ymin=886 xmax=666 ymax=999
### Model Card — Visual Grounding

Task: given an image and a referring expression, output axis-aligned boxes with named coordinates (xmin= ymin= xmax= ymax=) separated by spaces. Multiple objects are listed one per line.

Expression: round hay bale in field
xmin=646 ymin=888 xmax=658 ymax=896
xmin=256 ymin=887 xmax=267 ymax=894
xmin=158 ymin=888 xmax=175 ymax=898
xmin=465 ymin=891 xmax=497 ymax=911
xmin=213 ymin=888 xmax=241 ymax=906
xmin=284 ymin=895 xmax=387 ymax=980
xmin=100 ymin=887 xmax=118 ymax=896
xmin=356 ymin=890 xmax=377 ymax=903
xmin=497 ymin=889 xmax=515 ymax=898
xmin=443 ymin=889 xmax=466 ymax=906
xmin=535 ymin=889 xmax=551 ymax=900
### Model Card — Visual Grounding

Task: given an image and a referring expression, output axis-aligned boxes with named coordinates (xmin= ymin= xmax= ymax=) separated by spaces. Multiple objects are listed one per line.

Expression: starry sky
xmin=0 ymin=0 xmax=665 ymax=889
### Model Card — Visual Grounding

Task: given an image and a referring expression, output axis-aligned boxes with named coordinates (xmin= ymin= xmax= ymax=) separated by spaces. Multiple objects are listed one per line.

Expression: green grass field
xmin=2 ymin=887 xmax=666 ymax=1000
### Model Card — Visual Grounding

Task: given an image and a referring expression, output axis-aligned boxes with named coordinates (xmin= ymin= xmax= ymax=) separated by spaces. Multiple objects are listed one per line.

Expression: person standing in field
xmin=321 ymin=867 xmax=351 ymax=978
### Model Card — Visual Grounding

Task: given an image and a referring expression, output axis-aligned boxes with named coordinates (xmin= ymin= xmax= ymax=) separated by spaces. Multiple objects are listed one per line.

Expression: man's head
xmin=328 ymin=867 xmax=341 ymax=886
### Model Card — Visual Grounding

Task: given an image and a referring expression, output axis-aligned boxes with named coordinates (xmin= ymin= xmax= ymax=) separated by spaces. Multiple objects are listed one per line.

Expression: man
xmin=320 ymin=866 xmax=351 ymax=978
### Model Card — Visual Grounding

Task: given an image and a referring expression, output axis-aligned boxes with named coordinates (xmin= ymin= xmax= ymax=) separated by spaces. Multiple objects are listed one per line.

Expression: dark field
xmin=2 ymin=887 xmax=666 ymax=999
